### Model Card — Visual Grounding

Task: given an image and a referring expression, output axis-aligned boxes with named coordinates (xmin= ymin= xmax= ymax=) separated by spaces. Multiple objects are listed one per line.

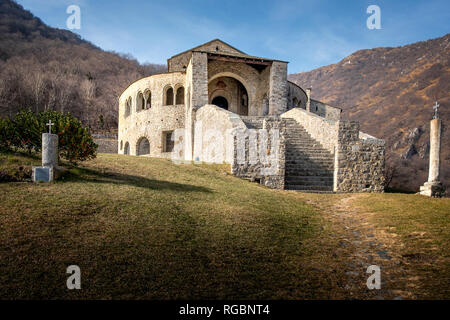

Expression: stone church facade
xmin=118 ymin=39 xmax=385 ymax=192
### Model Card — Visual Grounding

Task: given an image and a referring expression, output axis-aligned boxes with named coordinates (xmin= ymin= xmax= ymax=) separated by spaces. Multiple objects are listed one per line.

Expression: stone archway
xmin=208 ymin=76 xmax=249 ymax=116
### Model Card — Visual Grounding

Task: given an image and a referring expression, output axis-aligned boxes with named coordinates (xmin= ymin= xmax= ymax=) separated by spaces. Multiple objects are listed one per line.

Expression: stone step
xmin=285 ymin=167 xmax=333 ymax=173
xmin=285 ymin=159 xmax=333 ymax=164
xmin=286 ymin=175 xmax=333 ymax=180
xmin=285 ymin=165 xmax=333 ymax=171
xmin=286 ymin=154 xmax=332 ymax=158
xmin=285 ymin=181 xmax=333 ymax=187
xmin=286 ymin=141 xmax=319 ymax=145
xmin=286 ymin=177 xmax=333 ymax=184
xmin=286 ymin=171 xmax=333 ymax=177
xmin=286 ymin=177 xmax=333 ymax=183
xmin=286 ymin=168 xmax=334 ymax=173
xmin=285 ymin=185 xmax=333 ymax=191
xmin=286 ymin=142 xmax=326 ymax=147
xmin=285 ymin=159 xmax=334 ymax=164
xmin=286 ymin=189 xmax=335 ymax=194
xmin=286 ymin=166 xmax=334 ymax=171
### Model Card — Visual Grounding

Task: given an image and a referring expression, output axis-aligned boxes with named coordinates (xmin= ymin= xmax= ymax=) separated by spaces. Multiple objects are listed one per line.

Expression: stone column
xmin=33 ymin=133 xmax=60 ymax=183
xmin=420 ymin=118 xmax=445 ymax=197
xmin=306 ymin=88 xmax=311 ymax=112
xmin=42 ymin=133 xmax=58 ymax=167
xmin=428 ymin=118 xmax=441 ymax=182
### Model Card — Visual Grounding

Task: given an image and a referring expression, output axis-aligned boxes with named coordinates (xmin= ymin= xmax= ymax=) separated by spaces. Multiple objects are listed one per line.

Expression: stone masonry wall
xmin=269 ymin=61 xmax=288 ymax=115
xmin=287 ymin=81 xmax=307 ymax=110
xmin=118 ymin=72 xmax=186 ymax=157
xmin=190 ymin=52 xmax=209 ymax=109
xmin=310 ymin=99 xmax=342 ymax=121
xmin=94 ymin=138 xmax=118 ymax=154
xmin=193 ymin=104 xmax=246 ymax=164
xmin=231 ymin=118 xmax=286 ymax=189
xmin=334 ymin=121 xmax=385 ymax=192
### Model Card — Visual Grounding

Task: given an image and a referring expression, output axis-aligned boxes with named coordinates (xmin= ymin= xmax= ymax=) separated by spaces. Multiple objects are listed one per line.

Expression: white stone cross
xmin=46 ymin=120 xmax=54 ymax=134
xmin=433 ymin=101 xmax=440 ymax=119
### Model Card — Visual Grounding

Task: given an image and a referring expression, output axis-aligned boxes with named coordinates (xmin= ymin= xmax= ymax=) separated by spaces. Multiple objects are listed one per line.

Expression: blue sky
xmin=16 ymin=0 xmax=450 ymax=73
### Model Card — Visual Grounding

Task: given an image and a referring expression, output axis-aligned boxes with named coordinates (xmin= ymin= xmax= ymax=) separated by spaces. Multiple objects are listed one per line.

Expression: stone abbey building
xmin=118 ymin=39 xmax=385 ymax=192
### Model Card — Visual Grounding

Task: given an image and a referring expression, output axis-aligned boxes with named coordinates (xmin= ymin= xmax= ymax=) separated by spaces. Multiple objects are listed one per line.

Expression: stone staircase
xmin=241 ymin=116 xmax=265 ymax=129
xmin=240 ymin=116 xmax=335 ymax=192
xmin=283 ymin=118 xmax=334 ymax=192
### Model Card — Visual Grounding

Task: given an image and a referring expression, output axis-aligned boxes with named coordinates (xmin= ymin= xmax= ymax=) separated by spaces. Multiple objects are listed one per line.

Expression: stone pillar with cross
xmin=32 ymin=120 xmax=60 ymax=182
xmin=420 ymin=102 xmax=445 ymax=197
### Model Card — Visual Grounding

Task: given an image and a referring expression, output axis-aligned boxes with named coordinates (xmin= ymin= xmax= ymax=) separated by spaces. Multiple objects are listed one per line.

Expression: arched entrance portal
xmin=137 ymin=137 xmax=150 ymax=156
xmin=208 ymin=76 xmax=248 ymax=116
xmin=212 ymin=96 xmax=228 ymax=110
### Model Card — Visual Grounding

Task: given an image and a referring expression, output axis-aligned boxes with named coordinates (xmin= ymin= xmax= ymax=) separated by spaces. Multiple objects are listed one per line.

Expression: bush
xmin=1 ymin=109 xmax=97 ymax=164
xmin=0 ymin=117 xmax=14 ymax=150
xmin=58 ymin=115 xmax=97 ymax=164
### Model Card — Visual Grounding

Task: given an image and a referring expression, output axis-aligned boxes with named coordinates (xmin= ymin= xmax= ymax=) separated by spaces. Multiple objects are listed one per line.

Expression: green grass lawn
xmin=0 ymin=151 xmax=448 ymax=299
xmin=0 ymin=152 xmax=345 ymax=299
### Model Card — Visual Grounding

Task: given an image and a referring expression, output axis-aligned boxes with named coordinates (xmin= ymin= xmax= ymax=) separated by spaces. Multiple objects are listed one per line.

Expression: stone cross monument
xmin=420 ymin=102 xmax=445 ymax=197
xmin=32 ymin=120 xmax=61 ymax=182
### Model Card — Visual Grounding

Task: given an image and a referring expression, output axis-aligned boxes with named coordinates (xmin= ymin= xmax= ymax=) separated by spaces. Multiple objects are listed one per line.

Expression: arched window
xmin=136 ymin=92 xmax=144 ymax=111
xmin=120 ymin=140 xmax=123 ymax=150
xmin=165 ymin=87 xmax=174 ymax=105
xmin=176 ymin=87 xmax=184 ymax=104
xmin=124 ymin=142 xmax=130 ymax=155
xmin=145 ymin=91 xmax=151 ymax=109
xmin=125 ymin=97 xmax=132 ymax=117
xmin=137 ymin=137 xmax=150 ymax=156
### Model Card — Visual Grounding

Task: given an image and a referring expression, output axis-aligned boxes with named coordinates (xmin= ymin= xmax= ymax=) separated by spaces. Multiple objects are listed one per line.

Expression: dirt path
xmin=304 ymin=194 xmax=416 ymax=299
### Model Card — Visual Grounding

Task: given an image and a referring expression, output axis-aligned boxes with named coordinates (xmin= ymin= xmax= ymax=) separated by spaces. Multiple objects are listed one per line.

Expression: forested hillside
xmin=0 ymin=0 xmax=166 ymax=131
xmin=290 ymin=34 xmax=449 ymax=192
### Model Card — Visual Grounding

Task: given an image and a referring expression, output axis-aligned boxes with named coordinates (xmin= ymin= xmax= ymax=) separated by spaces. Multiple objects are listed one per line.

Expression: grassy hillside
xmin=0 ymin=152 xmax=448 ymax=299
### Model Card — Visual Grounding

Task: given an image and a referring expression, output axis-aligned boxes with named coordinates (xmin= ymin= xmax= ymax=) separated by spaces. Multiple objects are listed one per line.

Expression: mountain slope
xmin=0 ymin=0 xmax=166 ymax=131
xmin=290 ymin=34 xmax=450 ymax=192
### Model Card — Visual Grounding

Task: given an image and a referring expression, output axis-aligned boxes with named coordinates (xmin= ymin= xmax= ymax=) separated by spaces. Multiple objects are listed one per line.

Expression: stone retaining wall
xmin=231 ymin=118 xmax=286 ymax=189
xmin=94 ymin=138 xmax=118 ymax=154
xmin=334 ymin=121 xmax=385 ymax=192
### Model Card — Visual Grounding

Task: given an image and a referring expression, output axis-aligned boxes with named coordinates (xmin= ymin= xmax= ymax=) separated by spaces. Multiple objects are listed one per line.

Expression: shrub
xmin=57 ymin=114 xmax=97 ymax=164
xmin=0 ymin=117 xmax=14 ymax=150
xmin=1 ymin=109 xmax=97 ymax=164
xmin=10 ymin=109 xmax=42 ymax=153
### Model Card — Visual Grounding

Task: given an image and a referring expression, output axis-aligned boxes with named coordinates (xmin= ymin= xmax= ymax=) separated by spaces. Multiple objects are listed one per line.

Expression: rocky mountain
xmin=290 ymin=34 xmax=450 ymax=193
xmin=0 ymin=0 xmax=166 ymax=131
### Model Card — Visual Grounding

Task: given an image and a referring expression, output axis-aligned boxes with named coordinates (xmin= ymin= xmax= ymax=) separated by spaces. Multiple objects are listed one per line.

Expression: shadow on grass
xmin=61 ymin=166 xmax=212 ymax=193
xmin=384 ymin=187 xmax=416 ymax=194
